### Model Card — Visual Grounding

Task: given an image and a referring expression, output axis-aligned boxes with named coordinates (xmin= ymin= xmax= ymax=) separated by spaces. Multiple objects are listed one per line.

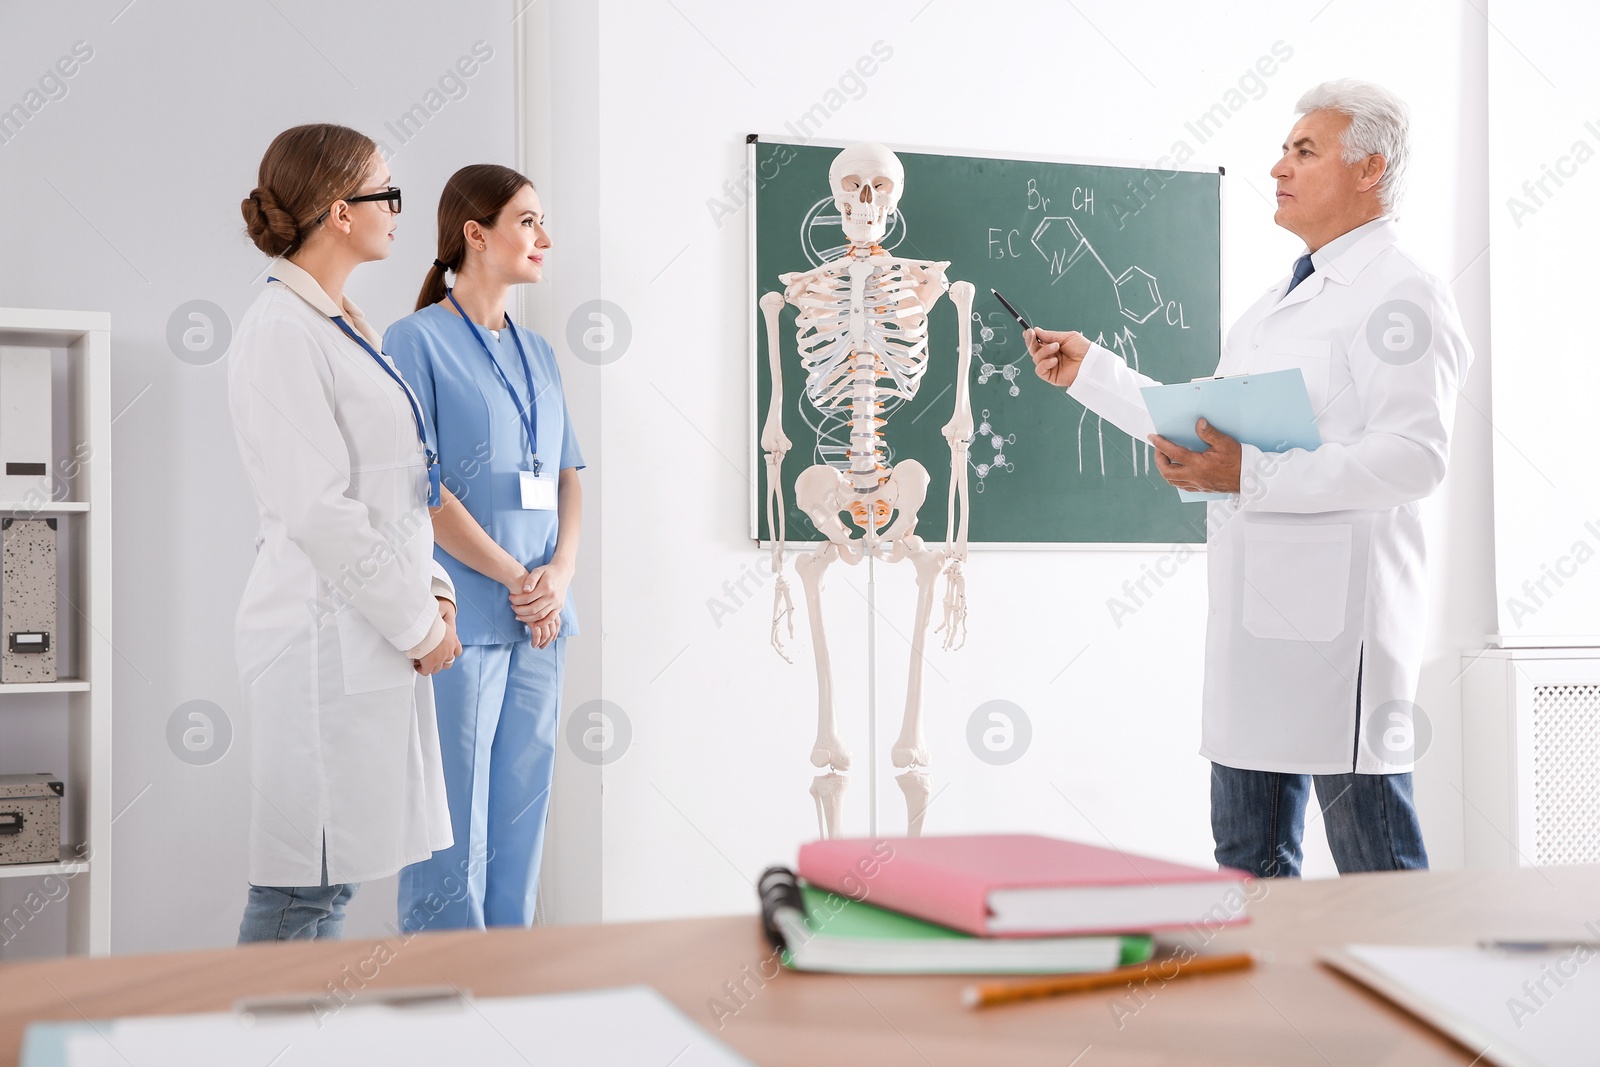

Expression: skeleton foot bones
xmin=760 ymin=142 xmax=975 ymax=839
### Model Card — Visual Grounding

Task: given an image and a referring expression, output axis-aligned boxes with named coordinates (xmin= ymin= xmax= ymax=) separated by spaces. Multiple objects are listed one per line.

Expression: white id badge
xmin=519 ymin=469 xmax=558 ymax=510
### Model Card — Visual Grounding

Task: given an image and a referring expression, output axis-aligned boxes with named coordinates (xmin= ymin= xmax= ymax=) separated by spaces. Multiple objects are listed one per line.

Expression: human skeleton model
xmin=759 ymin=142 xmax=976 ymax=840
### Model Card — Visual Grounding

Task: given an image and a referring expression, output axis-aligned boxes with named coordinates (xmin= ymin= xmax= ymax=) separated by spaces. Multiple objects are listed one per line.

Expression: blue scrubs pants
xmin=398 ymin=637 xmax=565 ymax=931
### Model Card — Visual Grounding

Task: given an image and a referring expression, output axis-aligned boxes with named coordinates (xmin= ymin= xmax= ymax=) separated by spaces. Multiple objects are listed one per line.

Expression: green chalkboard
xmin=750 ymin=139 xmax=1221 ymax=545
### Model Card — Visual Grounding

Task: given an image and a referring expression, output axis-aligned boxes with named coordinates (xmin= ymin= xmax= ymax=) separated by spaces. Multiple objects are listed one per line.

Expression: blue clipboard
xmin=1140 ymin=368 xmax=1322 ymax=501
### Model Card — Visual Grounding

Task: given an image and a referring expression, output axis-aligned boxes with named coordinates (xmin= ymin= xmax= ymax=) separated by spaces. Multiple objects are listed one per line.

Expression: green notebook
xmin=778 ymin=884 xmax=1155 ymax=975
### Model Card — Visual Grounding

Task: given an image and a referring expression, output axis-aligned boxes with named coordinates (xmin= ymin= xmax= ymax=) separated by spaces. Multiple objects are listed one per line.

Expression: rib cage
xmin=793 ymin=263 xmax=931 ymax=411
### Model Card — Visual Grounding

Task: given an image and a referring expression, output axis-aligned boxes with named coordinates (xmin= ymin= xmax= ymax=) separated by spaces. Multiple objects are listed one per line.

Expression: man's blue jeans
xmin=1210 ymin=762 xmax=1429 ymax=878
xmin=238 ymin=845 xmax=359 ymax=942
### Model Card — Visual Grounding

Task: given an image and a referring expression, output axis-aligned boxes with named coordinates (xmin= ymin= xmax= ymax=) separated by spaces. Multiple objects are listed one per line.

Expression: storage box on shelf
xmin=0 ymin=308 xmax=111 ymax=956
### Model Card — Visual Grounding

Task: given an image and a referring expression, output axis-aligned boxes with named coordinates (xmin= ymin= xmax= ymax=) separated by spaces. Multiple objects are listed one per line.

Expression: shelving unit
xmin=0 ymin=847 xmax=92 ymax=880
xmin=0 ymin=308 xmax=112 ymax=956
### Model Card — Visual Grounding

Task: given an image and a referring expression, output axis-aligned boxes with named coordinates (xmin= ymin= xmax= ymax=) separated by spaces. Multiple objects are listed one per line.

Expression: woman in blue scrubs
xmin=385 ymin=164 xmax=582 ymax=931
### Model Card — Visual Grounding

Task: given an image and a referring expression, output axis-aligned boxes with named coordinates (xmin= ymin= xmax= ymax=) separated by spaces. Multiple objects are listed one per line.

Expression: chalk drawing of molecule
xmin=972 ymin=312 xmax=1023 ymax=397
xmin=1031 ymin=216 xmax=1163 ymax=323
xmin=970 ymin=409 xmax=1016 ymax=493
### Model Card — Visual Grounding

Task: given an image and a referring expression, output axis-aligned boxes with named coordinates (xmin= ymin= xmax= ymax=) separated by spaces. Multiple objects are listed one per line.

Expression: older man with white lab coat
xmin=1029 ymin=80 xmax=1472 ymax=878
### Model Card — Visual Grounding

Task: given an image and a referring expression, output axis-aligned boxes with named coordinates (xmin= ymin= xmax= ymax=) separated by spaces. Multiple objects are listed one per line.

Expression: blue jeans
xmin=1210 ymin=762 xmax=1429 ymax=878
xmin=238 ymin=846 xmax=359 ymax=942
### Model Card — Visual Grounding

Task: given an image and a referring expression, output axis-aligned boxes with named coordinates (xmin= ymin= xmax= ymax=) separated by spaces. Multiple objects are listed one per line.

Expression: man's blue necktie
xmin=1286 ymin=253 xmax=1315 ymax=294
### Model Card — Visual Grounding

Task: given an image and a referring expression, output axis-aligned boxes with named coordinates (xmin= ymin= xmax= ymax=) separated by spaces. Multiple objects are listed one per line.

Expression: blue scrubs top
xmin=385 ymin=303 xmax=585 ymax=645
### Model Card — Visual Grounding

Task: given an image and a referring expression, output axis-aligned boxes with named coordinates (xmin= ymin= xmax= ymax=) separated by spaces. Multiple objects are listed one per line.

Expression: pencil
xmin=961 ymin=951 xmax=1257 ymax=1009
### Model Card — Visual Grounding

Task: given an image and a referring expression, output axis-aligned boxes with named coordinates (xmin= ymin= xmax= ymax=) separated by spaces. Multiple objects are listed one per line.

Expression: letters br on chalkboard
xmin=751 ymin=138 xmax=1221 ymax=546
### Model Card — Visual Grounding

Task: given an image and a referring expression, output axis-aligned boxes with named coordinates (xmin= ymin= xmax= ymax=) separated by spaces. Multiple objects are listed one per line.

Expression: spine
xmin=847 ymin=351 xmax=881 ymax=490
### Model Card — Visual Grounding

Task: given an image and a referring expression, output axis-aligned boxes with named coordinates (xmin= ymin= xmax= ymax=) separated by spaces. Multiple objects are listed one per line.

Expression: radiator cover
xmin=1463 ymin=648 xmax=1600 ymax=867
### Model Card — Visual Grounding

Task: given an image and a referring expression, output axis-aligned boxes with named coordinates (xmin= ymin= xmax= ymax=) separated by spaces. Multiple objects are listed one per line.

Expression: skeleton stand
xmin=866 ymin=555 xmax=877 ymax=835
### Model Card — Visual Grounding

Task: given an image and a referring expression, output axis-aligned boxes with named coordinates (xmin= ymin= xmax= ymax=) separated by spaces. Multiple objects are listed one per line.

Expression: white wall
xmin=563 ymin=0 xmax=1495 ymax=922
xmin=515 ymin=0 xmax=608 ymax=927
xmin=0 ymin=0 xmax=517 ymax=957
xmin=1486 ymin=0 xmax=1600 ymax=640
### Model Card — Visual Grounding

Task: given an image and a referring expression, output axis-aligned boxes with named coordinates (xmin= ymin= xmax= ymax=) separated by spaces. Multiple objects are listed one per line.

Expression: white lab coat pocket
xmin=1275 ymin=339 xmax=1331 ymax=413
xmin=335 ymin=607 xmax=416 ymax=693
xmin=1241 ymin=522 xmax=1352 ymax=643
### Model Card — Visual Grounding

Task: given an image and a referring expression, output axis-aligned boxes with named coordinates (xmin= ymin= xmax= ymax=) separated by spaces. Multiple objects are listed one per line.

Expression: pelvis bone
xmin=796 ymin=459 xmax=929 ymax=555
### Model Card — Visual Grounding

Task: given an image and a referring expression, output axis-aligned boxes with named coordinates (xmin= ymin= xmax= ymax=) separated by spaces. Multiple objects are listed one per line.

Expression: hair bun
xmin=241 ymin=185 xmax=300 ymax=257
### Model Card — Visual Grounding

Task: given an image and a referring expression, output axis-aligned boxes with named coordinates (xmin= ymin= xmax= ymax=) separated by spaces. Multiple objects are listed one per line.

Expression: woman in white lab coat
xmin=231 ymin=124 xmax=461 ymax=941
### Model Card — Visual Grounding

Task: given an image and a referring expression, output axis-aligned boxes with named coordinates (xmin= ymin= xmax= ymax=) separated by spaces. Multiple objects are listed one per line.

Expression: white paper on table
xmin=51 ymin=985 xmax=753 ymax=1067
xmin=1323 ymin=944 xmax=1600 ymax=1067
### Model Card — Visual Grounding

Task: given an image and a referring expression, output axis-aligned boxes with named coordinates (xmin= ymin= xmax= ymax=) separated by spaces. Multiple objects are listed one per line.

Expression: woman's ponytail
xmin=416 ymin=257 xmax=453 ymax=311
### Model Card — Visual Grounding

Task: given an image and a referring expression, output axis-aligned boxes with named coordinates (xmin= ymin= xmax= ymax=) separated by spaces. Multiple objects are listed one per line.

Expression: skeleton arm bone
xmin=759 ymin=291 xmax=796 ymax=662
xmin=941 ymin=281 xmax=976 ymax=551
xmin=937 ymin=281 xmax=976 ymax=651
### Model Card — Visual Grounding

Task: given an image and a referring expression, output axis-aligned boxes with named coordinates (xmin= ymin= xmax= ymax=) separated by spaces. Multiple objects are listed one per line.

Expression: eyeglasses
xmin=347 ymin=186 xmax=401 ymax=214
xmin=313 ymin=186 xmax=402 ymax=225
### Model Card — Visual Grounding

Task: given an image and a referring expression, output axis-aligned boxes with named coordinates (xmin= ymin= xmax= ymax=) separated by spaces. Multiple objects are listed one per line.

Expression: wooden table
xmin=2 ymin=864 xmax=1596 ymax=1065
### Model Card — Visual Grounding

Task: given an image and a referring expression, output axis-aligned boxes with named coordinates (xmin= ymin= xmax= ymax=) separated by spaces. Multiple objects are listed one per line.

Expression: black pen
xmin=990 ymin=288 xmax=1032 ymax=332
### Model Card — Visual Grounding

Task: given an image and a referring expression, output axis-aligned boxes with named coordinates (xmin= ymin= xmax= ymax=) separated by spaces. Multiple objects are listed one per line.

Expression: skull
xmin=828 ymin=141 xmax=904 ymax=246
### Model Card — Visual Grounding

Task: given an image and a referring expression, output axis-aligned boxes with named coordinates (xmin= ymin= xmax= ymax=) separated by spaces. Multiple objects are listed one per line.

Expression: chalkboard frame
xmin=747 ymin=134 xmax=1226 ymax=551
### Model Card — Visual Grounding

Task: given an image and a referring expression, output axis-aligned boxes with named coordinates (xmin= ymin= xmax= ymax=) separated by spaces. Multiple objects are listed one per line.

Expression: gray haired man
xmin=1029 ymin=80 xmax=1473 ymax=878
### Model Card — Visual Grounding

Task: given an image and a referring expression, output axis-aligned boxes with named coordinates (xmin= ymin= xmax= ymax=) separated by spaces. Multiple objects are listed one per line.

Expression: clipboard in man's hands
xmin=1140 ymin=368 xmax=1323 ymax=501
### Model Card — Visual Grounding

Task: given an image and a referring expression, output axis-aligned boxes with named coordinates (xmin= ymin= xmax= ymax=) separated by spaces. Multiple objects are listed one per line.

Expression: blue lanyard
xmin=267 ymin=277 xmax=439 ymax=506
xmin=445 ymin=288 xmax=543 ymax=476
xmin=328 ymin=317 xmax=441 ymax=507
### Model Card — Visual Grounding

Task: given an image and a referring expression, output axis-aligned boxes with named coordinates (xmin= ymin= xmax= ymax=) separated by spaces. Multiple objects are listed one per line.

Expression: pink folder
xmin=798 ymin=834 xmax=1252 ymax=938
